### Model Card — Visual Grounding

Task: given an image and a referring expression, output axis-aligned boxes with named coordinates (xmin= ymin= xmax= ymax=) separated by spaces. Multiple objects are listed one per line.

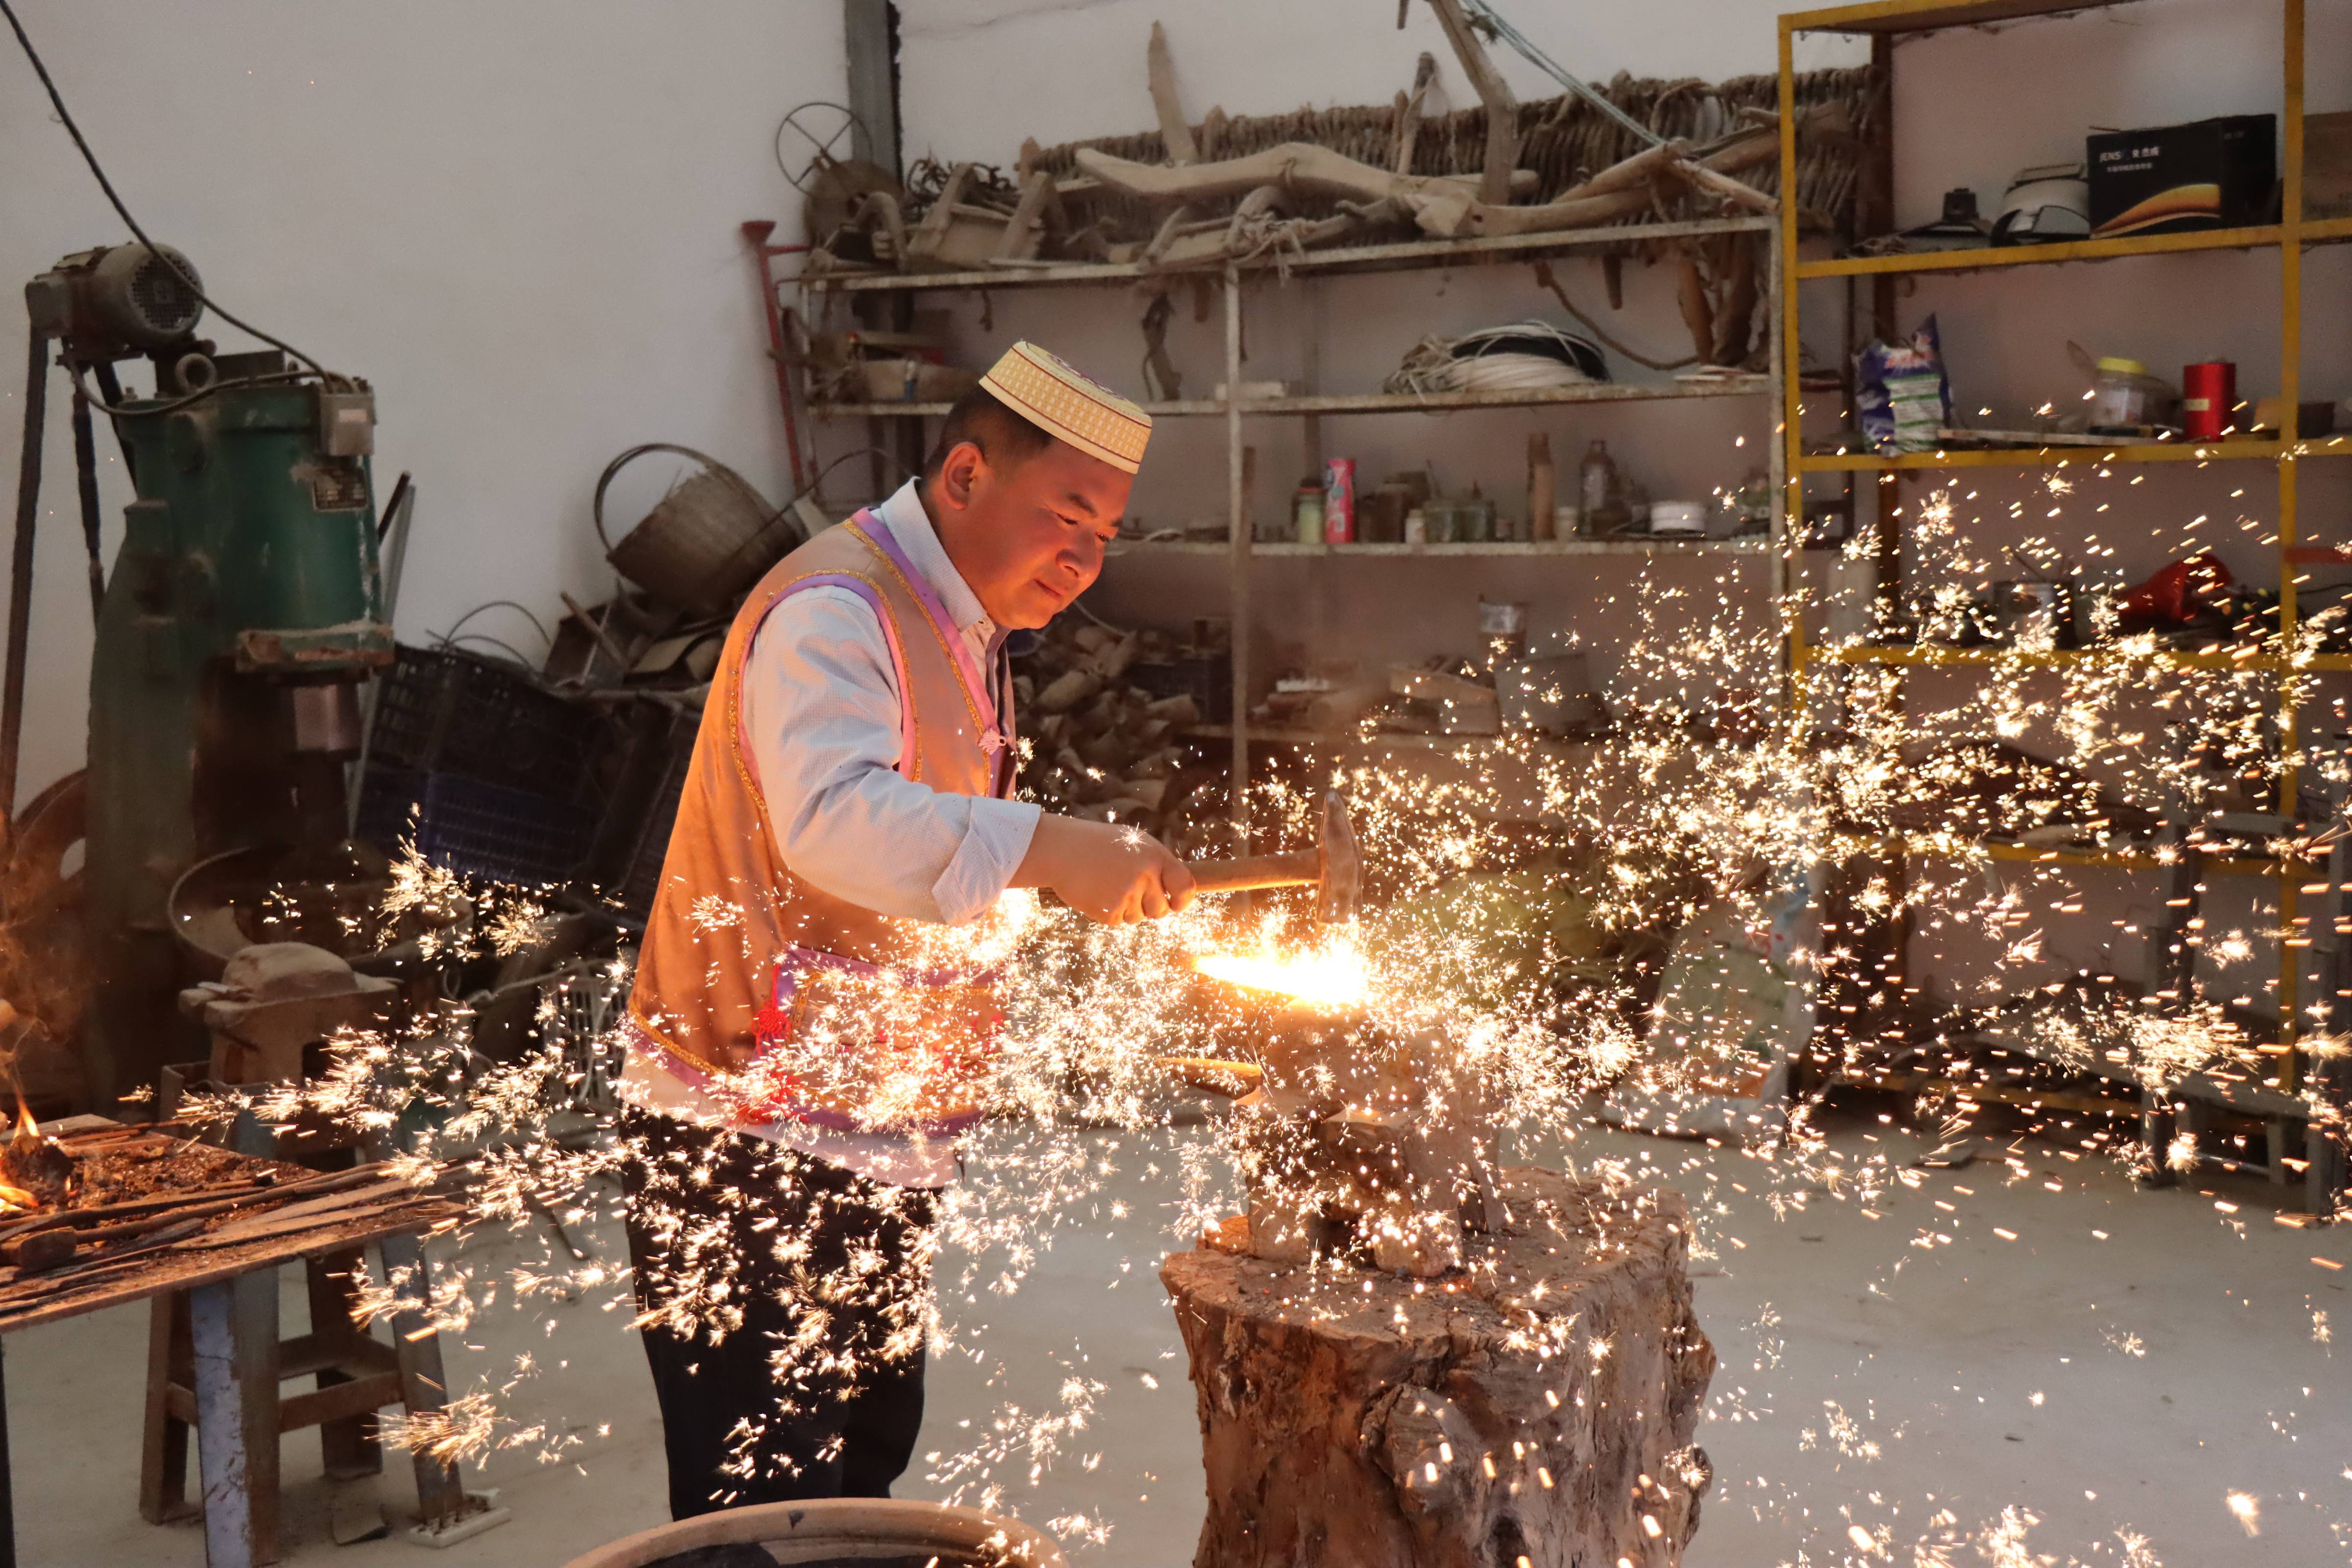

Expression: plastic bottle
xmin=1294 ymin=483 xmax=1324 ymax=545
xmin=1527 ymin=434 xmax=1556 ymax=542
xmin=1579 ymin=440 xmax=1624 ymax=534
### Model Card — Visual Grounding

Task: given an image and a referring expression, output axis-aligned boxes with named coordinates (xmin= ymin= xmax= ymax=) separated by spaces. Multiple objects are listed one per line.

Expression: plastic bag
xmin=1858 ymin=315 xmax=1952 ymax=454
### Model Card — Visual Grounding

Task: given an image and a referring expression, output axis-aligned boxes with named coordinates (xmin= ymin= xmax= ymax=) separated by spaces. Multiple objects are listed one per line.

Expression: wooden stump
xmin=1163 ymin=1165 xmax=1715 ymax=1568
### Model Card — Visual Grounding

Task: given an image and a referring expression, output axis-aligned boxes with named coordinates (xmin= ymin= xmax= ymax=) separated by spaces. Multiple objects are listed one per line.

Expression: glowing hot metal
xmin=1192 ymin=943 xmax=1370 ymax=1009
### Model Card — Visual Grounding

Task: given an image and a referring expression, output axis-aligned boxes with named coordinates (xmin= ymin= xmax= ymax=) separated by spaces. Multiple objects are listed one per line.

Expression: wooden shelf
xmin=1116 ymin=536 xmax=1770 ymax=559
xmin=814 ymin=375 xmax=1772 ymax=421
xmin=1801 ymin=643 xmax=2273 ymax=672
xmin=1786 ymin=0 xmax=2145 ymax=35
xmin=799 ymin=214 xmax=1776 ymax=293
xmin=1798 ymin=436 xmax=2352 ymax=472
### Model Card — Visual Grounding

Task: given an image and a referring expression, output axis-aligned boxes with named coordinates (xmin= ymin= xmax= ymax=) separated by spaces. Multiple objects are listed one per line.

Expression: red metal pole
xmin=741 ymin=220 xmax=811 ymax=493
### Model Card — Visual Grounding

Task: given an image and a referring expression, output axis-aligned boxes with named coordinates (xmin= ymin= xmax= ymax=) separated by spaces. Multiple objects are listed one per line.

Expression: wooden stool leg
xmin=377 ymin=1234 xmax=466 ymax=1526
xmin=304 ymin=1250 xmax=383 ymax=1480
xmin=191 ymin=1271 xmax=282 ymax=1568
xmin=139 ymin=1292 xmax=196 ymax=1523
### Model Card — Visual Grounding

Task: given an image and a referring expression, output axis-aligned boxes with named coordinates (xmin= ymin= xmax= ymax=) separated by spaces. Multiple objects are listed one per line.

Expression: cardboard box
xmin=2308 ymin=111 xmax=2352 ymax=220
xmin=2087 ymin=114 xmax=2276 ymax=237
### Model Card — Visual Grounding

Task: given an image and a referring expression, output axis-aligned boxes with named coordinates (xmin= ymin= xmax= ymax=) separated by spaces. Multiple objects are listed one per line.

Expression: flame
xmin=0 ymin=1181 xmax=35 ymax=1211
xmin=12 ymin=1097 xmax=33 ymax=1142
xmin=1194 ymin=939 xmax=1370 ymax=1009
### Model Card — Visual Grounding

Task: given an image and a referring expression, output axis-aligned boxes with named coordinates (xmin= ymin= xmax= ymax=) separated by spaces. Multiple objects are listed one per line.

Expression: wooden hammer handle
xmin=1184 ymin=850 xmax=1317 ymax=893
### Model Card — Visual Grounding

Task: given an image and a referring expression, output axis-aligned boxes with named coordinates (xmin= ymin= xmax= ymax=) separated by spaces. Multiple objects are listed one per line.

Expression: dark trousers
xmin=621 ymin=1106 xmax=939 ymax=1519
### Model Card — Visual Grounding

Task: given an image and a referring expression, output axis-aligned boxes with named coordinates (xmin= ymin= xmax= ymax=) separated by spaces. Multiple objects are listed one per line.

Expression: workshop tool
xmin=9 ymin=244 xmax=393 ymax=1108
xmin=1182 ymin=790 xmax=1360 ymax=924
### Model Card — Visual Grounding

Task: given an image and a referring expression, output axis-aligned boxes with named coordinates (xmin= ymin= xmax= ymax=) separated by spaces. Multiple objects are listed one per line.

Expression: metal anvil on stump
xmin=1164 ymin=1166 xmax=1715 ymax=1568
xmin=1219 ymin=1002 xmax=1501 ymax=1279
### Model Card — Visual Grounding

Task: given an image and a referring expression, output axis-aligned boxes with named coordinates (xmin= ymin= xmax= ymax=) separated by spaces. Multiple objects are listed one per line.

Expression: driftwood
xmin=1426 ymin=0 xmax=1517 ymax=204
xmin=1078 ymin=116 xmax=1791 ymax=250
xmin=1148 ymin=22 xmax=1196 ymax=166
xmin=1392 ymin=52 xmax=1437 ymax=175
xmin=1074 ymin=141 xmax=1521 ymax=211
xmin=1166 ymin=1165 xmax=1715 ymax=1568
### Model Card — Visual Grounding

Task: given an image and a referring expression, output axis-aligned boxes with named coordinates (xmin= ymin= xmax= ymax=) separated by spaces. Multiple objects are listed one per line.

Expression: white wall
xmin=0 ymin=0 xmax=844 ymax=809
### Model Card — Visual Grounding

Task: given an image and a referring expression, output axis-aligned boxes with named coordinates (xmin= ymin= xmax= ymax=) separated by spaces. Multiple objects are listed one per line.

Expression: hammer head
xmin=1314 ymin=790 xmax=1360 ymax=925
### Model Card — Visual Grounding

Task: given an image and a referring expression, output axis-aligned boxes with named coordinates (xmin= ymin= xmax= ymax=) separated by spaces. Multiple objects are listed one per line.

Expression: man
xmin=619 ymin=342 xmax=1194 ymax=1519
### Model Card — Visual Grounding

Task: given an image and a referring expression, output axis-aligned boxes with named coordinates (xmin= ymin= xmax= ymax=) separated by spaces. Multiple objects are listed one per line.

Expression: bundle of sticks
xmin=0 ymin=1121 xmax=456 ymax=1327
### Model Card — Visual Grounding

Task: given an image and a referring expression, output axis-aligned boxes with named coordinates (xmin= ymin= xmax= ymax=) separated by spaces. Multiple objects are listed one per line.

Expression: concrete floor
xmin=12 ymin=1110 xmax=2350 ymax=1567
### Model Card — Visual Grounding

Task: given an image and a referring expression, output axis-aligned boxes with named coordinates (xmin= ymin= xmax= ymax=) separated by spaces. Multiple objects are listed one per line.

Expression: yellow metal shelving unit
xmin=1776 ymin=0 xmax=2335 ymax=1104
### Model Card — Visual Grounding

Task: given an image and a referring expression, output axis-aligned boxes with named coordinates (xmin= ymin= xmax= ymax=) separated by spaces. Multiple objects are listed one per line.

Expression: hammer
xmin=1183 ymin=790 xmax=1360 ymax=924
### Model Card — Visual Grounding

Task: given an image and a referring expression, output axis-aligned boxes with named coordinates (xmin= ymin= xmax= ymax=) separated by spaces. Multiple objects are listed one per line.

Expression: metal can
xmin=2182 ymin=360 xmax=2236 ymax=440
xmin=1323 ymin=458 xmax=1356 ymax=544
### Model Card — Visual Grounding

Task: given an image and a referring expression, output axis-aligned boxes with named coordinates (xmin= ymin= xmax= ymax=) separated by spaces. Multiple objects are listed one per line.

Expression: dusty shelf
xmin=1115 ymin=536 xmax=1770 ymax=559
xmin=1786 ymin=0 xmax=2155 ymax=37
xmin=814 ymin=375 xmax=1772 ymax=421
xmin=1797 ymin=437 xmax=2352 ymax=473
xmin=798 ymin=214 xmax=1776 ymax=294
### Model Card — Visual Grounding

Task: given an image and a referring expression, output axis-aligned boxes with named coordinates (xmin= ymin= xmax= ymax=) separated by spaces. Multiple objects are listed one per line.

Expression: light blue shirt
xmin=741 ymin=478 xmax=1042 ymax=924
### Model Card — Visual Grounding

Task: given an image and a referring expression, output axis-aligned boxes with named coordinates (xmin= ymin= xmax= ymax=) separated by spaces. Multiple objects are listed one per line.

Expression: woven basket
xmin=595 ymin=444 xmax=801 ymax=613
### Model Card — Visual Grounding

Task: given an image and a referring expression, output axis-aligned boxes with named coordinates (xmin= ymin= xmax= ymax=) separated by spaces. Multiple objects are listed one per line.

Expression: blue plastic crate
xmin=359 ymin=765 xmax=597 ymax=887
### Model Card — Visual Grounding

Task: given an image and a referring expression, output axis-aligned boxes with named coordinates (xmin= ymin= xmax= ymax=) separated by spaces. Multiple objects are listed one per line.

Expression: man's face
xmin=928 ymin=437 xmax=1134 ymax=630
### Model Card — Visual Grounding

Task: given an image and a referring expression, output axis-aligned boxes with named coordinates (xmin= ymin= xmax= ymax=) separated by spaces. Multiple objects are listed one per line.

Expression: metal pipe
xmin=1 ymin=331 xmax=48 ymax=831
xmin=1225 ymin=262 xmax=1249 ymax=847
xmin=69 ymin=382 xmax=103 ymax=620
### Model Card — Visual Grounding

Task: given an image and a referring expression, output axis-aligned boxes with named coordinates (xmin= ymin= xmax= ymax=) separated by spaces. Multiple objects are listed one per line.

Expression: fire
xmin=0 ymin=1091 xmax=76 ymax=1210
xmin=1194 ymin=939 xmax=1370 ymax=1009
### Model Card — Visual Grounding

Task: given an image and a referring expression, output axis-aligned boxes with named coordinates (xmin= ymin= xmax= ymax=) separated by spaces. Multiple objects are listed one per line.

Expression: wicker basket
xmin=594 ymin=443 xmax=801 ymax=613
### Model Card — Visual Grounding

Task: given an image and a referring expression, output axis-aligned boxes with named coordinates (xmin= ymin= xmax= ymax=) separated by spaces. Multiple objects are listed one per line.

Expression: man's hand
xmin=1013 ymin=813 xmax=1197 ymax=925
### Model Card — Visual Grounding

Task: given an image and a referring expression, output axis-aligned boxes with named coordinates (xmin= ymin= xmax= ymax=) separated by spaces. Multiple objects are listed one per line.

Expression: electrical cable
xmin=0 ymin=0 xmax=342 ymax=386
xmin=437 ymin=600 xmax=553 ymax=652
xmin=1454 ymin=0 xmax=1666 ymax=149
xmin=438 ymin=634 xmax=542 ymax=671
xmin=66 ymin=361 xmax=318 ymax=418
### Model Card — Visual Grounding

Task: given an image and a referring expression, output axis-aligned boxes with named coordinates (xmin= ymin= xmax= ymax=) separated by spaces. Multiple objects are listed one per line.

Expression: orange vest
xmin=627 ymin=509 xmax=1015 ymax=1136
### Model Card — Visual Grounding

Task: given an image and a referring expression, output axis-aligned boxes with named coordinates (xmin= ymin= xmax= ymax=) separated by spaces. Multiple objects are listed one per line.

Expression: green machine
xmin=10 ymin=244 xmax=392 ymax=1107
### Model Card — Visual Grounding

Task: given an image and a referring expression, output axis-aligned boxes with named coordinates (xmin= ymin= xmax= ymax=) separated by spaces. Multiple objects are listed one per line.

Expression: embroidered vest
xmin=627 ymin=509 xmax=1016 ymax=1135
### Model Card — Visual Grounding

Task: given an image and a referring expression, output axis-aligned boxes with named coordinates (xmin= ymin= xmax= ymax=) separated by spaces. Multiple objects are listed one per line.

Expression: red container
xmin=2182 ymin=361 xmax=2236 ymax=440
xmin=1323 ymin=458 xmax=1356 ymax=544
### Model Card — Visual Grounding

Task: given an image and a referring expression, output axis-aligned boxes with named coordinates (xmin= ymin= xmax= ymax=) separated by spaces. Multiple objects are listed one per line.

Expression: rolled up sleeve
xmin=741 ymin=589 xmax=1040 ymax=924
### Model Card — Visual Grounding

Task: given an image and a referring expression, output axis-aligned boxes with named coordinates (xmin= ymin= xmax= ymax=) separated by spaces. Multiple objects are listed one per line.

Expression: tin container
xmin=1323 ymin=459 xmax=1356 ymax=544
xmin=2182 ymin=360 xmax=2236 ymax=440
xmin=1478 ymin=600 xmax=1529 ymax=665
